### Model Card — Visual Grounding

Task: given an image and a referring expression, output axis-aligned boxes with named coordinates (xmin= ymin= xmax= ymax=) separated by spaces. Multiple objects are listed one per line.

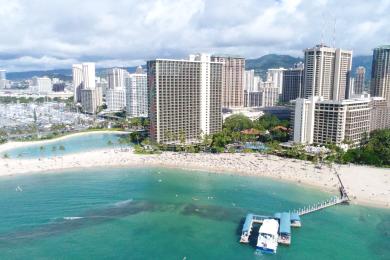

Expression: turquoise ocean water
xmin=0 ymin=167 xmax=389 ymax=259
xmin=1 ymin=132 xmax=128 ymax=159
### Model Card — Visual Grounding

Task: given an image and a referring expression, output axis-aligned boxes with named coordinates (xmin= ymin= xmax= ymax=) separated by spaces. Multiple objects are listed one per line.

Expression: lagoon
xmin=0 ymin=132 xmax=129 ymax=159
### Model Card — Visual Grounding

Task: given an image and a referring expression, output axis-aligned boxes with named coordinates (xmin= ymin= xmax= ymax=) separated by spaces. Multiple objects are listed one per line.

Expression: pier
xmin=240 ymin=169 xmax=350 ymax=250
xmin=291 ymin=195 xmax=348 ymax=216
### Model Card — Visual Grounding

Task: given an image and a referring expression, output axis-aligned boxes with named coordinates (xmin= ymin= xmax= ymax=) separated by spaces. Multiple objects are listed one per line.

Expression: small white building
xmin=31 ymin=77 xmax=52 ymax=94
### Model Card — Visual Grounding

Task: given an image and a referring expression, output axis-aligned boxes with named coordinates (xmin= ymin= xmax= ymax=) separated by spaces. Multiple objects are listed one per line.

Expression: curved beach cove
xmin=0 ymin=131 xmax=129 ymax=159
xmin=0 ymin=167 xmax=389 ymax=259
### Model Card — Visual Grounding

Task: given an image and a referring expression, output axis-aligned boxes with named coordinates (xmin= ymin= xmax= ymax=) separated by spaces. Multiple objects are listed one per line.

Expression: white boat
xmin=256 ymin=219 xmax=279 ymax=254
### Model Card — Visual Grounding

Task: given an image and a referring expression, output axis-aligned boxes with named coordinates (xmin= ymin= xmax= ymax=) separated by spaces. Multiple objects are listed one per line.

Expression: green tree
xmin=254 ymin=114 xmax=282 ymax=130
xmin=342 ymin=129 xmax=390 ymax=167
xmin=224 ymin=114 xmax=253 ymax=132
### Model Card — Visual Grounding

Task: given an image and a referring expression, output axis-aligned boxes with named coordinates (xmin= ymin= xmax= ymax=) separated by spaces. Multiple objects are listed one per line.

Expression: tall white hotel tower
xmin=72 ymin=62 xmax=102 ymax=114
xmin=106 ymin=68 xmax=127 ymax=112
xmin=303 ymin=44 xmax=352 ymax=101
xmin=147 ymin=54 xmax=223 ymax=144
xmin=126 ymin=66 xmax=148 ymax=118
xmin=72 ymin=62 xmax=96 ymax=103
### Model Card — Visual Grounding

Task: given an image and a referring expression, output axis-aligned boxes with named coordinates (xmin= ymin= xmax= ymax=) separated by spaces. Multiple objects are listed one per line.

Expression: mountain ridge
xmin=6 ymin=54 xmax=373 ymax=81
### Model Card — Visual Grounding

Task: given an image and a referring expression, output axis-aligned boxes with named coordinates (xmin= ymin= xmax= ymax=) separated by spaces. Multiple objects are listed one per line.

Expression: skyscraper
xmin=211 ymin=55 xmax=245 ymax=108
xmin=106 ymin=89 xmax=126 ymax=112
xmin=81 ymin=63 xmax=96 ymax=90
xmin=354 ymin=66 xmax=366 ymax=94
xmin=244 ymin=70 xmax=261 ymax=107
xmin=80 ymin=87 xmax=103 ymax=114
xmin=107 ymin=68 xmax=127 ymax=89
xmin=370 ymin=45 xmax=390 ymax=105
xmin=126 ymin=67 xmax=148 ymax=118
xmin=244 ymin=70 xmax=260 ymax=92
xmin=72 ymin=64 xmax=83 ymax=102
xmin=148 ymin=54 xmax=222 ymax=144
xmin=267 ymin=68 xmax=286 ymax=95
xmin=105 ymin=68 xmax=127 ymax=112
xmin=0 ymin=69 xmax=6 ymax=89
xmin=72 ymin=62 xmax=102 ymax=113
xmin=303 ymin=44 xmax=352 ymax=101
xmin=281 ymin=62 xmax=304 ymax=102
xmin=73 ymin=62 xmax=96 ymax=102
xmin=0 ymin=70 xmax=6 ymax=80
xmin=259 ymin=81 xmax=279 ymax=107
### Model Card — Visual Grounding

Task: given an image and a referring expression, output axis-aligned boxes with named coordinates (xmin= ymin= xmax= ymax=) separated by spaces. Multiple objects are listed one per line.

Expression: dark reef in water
xmin=0 ymin=199 xmax=245 ymax=246
xmin=181 ymin=203 xmax=244 ymax=222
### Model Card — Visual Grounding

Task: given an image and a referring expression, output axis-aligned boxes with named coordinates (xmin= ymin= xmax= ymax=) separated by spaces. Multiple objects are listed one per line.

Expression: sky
xmin=0 ymin=0 xmax=389 ymax=72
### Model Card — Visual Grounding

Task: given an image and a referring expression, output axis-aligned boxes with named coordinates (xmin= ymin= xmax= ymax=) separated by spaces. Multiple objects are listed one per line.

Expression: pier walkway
xmin=291 ymin=195 xmax=348 ymax=216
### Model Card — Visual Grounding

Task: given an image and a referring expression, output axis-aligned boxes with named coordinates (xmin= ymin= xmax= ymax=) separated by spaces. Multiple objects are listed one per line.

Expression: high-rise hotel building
xmin=147 ymin=54 xmax=223 ymax=144
xmin=303 ymin=45 xmax=352 ymax=101
xmin=354 ymin=66 xmax=366 ymax=94
xmin=371 ymin=45 xmax=390 ymax=106
xmin=73 ymin=62 xmax=96 ymax=103
xmin=267 ymin=68 xmax=286 ymax=95
xmin=126 ymin=66 xmax=148 ymax=118
xmin=72 ymin=62 xmax=102 ymax=114
xmin=105 ymin=68 xmax=127 ymax=112
xmin=293 ymin=97 xmax=372 ymax=148
xmin=211 ymin=55 xmax=245 ymax=108
xmin=281 ymin=62 xmax=304 ymax=102
xmin=0 ymin=69 xmax=6 ymax=89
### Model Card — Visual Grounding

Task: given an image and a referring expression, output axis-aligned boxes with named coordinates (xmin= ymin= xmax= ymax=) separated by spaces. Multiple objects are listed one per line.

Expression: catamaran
xmin=256 ymin=219 xmax=279 ymax=254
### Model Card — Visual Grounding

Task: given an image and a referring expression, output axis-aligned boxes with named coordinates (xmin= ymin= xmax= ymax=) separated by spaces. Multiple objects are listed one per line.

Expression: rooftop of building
xmin=317 ymin=97 xmax=371 ymax=105
xmin=304 ymin=44 xmax=353 ymax=53
xmin=150 ymin=58 xmax=223 ymax=64
xmin=211 ymin=54 xmax=245 ymax=59
xmin=375 ymin=45 xmax=390 ymax=50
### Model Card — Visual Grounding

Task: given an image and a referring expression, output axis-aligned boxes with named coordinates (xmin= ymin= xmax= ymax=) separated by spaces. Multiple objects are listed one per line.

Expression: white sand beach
xmin=0 ymin=146 xmax=389 ymax=208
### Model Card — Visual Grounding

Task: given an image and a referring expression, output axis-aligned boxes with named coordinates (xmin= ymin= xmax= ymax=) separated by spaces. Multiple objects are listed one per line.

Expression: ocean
xmin=0 ymin=167 xmax=388 ymax=259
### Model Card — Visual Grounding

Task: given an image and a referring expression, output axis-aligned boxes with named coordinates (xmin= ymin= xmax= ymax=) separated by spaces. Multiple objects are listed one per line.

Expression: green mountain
xmin=246 ymin=54 xmax=303 ymax=79
xmin=7 ymin=66 xmax=143 ymax=81
xmin=6 ymin=54 xmax=373 ymax=82
xmin=246 ymin=54 xmax=373 ymax=81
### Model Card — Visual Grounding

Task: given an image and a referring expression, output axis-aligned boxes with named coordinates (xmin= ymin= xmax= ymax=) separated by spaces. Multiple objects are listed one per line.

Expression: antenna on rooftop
xmin=320 ymin=12 xmax=325 ymax=45
xmin=332 ymin=17 xmax=337 ymax=48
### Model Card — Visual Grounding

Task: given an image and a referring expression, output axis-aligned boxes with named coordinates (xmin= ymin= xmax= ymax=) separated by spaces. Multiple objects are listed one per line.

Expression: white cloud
xmin=0 ymin=0 xmax=388 ymax=71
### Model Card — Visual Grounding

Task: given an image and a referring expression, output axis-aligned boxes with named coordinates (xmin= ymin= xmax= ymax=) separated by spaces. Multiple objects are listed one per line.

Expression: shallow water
xmin=1 ymin=132 xmax=129 ymax=159
xmin=0 ymin=167 xmax=388 ymax=259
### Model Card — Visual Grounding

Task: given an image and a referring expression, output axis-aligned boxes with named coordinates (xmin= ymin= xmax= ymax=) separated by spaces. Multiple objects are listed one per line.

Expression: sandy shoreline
xmin=0 ymin=147 xmax=389 ymax=209
xmin=0 ymin=130 xmax=128 ymax=153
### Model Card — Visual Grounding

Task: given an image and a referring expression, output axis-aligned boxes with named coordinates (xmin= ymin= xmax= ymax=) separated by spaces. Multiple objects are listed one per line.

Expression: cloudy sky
xmin=0 ymin=0 xmax=389 ymax=71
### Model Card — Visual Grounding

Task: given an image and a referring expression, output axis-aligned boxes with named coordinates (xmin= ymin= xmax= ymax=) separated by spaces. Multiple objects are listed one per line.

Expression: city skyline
xmin=0 ymin=0 xmax=389 ymax=72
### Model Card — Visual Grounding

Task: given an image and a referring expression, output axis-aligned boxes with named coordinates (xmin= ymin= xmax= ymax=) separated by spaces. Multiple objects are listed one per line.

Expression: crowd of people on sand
xmin=0 ymin=144 xmax=389 ymax=208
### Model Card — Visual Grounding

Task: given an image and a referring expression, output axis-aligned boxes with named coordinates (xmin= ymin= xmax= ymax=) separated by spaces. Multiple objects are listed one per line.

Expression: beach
xmin=0 ymin=141 xmax=389 ymax=208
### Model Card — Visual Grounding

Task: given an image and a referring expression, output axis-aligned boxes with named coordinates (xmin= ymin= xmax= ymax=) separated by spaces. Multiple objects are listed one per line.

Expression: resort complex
xmin=0 ymin=1 xmax=389 ymax=259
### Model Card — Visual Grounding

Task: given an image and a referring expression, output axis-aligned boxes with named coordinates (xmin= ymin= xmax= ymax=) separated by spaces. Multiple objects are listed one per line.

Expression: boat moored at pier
xmin=256 ymin=219 xmax=279 ymax=254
